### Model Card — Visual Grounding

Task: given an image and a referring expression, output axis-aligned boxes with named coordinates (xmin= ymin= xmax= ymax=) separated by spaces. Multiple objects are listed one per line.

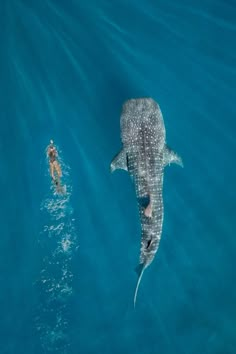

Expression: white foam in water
xmin=61 ymin=238 xmax=71 ymax=252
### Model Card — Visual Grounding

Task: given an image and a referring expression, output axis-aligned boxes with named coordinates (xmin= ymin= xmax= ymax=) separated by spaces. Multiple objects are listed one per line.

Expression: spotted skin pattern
xmin=121 ymin=98 xmax=165 ymax=268
xmin=111 ymin=97 xmax=182 ymax=305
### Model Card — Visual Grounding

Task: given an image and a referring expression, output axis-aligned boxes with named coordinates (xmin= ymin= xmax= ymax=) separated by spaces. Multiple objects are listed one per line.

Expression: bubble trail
xmin=35 ymin=146 xmax=78 ymax=353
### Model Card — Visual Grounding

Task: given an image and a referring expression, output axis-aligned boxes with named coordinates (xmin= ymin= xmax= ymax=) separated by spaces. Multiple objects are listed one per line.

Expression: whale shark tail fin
xmin=134 ymin=263 xmax=145 ymax=308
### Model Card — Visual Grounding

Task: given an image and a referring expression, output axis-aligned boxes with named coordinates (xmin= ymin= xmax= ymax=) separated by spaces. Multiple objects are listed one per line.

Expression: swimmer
xmin=47 ymin=140 xmax=62 ymax=190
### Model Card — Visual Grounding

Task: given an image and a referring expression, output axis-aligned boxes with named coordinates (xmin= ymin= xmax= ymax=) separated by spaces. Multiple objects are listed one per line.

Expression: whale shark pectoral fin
xmin=163 ymin=145 xmax=183 ymax=168
xmin=110 ymin=149 xmax=128 ymax=173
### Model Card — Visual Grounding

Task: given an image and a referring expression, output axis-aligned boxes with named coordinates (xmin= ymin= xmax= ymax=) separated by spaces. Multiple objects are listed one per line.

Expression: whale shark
xmin=110 ymin=98 xmax=183 ymax=307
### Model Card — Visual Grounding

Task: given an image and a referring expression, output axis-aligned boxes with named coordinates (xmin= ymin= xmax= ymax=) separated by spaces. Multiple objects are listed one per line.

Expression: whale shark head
xmin=120 ymin=98 xmax=166 ymax=147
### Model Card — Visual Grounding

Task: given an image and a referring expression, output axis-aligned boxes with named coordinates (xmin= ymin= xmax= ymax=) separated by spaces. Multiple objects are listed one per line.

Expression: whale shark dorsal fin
xmin=163 ymin=145 xmax=183 ymax=167
xmin=110 ymin=149 xmax=128 ymax=173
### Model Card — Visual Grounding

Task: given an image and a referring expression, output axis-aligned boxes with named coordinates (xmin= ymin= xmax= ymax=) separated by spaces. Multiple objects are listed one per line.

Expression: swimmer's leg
xmin=50 ymin=162 xmax=55 ymax=180
xmin=55 ymin=179 xmax=65 ymax=194
xmin=54 ymin=161 xmax=62 ymax=178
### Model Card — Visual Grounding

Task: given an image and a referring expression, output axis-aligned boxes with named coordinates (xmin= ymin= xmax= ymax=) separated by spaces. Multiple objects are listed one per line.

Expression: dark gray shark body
xmin=111 ymin=98 xmax=183 ymax=306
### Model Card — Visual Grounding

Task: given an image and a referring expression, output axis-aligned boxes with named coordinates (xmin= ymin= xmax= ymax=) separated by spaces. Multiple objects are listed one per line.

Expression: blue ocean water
xmin=1 ymin=0 xmax=236 ymax=353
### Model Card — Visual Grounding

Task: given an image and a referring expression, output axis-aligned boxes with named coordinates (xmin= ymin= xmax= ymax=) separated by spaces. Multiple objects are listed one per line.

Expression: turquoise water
xmin=1 ymin=0 xmax=236 ymax=353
